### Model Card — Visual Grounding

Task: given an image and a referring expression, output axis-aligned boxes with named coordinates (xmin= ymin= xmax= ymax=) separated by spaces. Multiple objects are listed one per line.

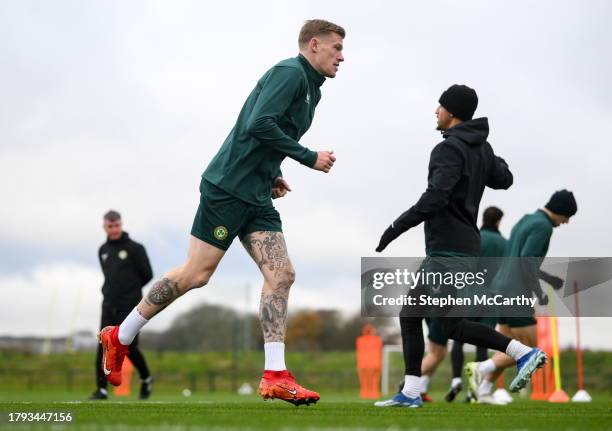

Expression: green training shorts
xmin=191 ymin=180 xmax=282 ymax=251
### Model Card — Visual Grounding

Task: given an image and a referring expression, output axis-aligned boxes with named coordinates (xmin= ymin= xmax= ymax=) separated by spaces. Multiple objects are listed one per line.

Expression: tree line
xmin=140 ymin=303 xmax=398 ymax=352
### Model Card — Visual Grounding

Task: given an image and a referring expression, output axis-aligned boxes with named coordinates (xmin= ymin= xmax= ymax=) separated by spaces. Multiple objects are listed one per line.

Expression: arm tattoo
xmin=147 ymin=278 xmax=180 ymax=306
xmin=260 ymin=292 xmax=288 ymax=342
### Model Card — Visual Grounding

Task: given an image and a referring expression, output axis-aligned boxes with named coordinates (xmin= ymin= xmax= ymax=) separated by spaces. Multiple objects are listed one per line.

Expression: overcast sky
xmin=1 ymin=0 xmax=610 ymax=349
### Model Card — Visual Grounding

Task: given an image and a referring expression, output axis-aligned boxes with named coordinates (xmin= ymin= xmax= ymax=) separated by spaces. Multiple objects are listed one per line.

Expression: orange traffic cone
xmin=113 ymin=358 xmax=133 ymax=397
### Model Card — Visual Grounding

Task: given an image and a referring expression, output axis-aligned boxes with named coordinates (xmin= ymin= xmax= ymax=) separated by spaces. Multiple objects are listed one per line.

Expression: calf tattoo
xmin=260 ymin=292 xmax=288 ymax=342
xmin=243 ymin=231 xmax=294 ymax=342
xmin=146 ymin=278 xmax=180 ymax=306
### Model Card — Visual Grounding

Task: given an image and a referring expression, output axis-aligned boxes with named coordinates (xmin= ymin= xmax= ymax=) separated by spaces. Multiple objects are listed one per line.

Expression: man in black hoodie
xmin=90 ymin=210 xmax=154 ymax=400
xmin=374 ymin=85 xmax=546 ymax=408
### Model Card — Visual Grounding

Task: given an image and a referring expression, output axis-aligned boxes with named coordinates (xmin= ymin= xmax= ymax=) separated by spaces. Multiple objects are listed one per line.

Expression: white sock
xmin=451 ymin=377 xmax=462 ymax=388
xmin=419 ymin=374 xmax=431 ymax=393
xmin=477 ymin=359 xmax=497 ymax=377
xmin=264 ymin=342 xmax=286 ymax=371
xmin=401 ymin=375 xmax=420 ymax=398
xmin=118 ymin=308 xmax=148 ymax=345
xmin=478 ymin=379 xmax=494 ymax=397
xmin=505 ymin=340 xmax=532 ymax=361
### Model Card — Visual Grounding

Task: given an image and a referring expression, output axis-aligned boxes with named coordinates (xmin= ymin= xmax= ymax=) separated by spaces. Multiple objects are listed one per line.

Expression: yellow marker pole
xmin=547 ymin=284 xmax=569 ymax=402
xmin=549 ymin=315 xmax=562 ymax=391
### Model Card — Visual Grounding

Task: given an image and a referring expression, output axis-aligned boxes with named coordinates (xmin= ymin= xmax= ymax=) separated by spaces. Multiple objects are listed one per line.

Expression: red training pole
xmin=574 ymin=281 xmax=584 ymax=390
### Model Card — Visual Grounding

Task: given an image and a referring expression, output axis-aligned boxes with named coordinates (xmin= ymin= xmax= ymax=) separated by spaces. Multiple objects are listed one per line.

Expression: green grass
xmin=2 ymin=350 xmax=611 ymax=393
xmin=1 ymin=351 xmax=610 ymax=430
xmin=0 ymin=391 xmax=610 ymax=431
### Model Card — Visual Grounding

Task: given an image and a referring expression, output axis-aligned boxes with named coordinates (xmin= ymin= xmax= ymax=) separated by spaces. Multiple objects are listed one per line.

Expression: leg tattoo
xmin=243 ymin=232 xmax=295 ymax=342
xmin=243 ymin=232 xmax=290 ymax=278
xmin=145 ymin=278 xmax=180 ymax=306
xmin=260 ymin=292 xmax=288 ymax=342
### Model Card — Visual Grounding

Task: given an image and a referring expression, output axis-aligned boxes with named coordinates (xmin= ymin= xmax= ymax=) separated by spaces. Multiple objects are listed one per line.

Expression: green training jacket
xmin=480 ymin=227 xmax=507 ymax=258
xmin=491 ymin=209 xmax=554 ymax=297
xmin=203 ymin=54 xmax=324 ymax=205
xmin=478 ymin=227 xmax=508 ymax=288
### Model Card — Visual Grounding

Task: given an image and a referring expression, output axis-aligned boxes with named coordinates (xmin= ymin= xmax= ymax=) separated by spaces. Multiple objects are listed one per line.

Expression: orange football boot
xmin=98 ymin=326 xmax=128 ymax=386
xmin=421 ymin=392 xmax=434 ymax=402
xmin=258 ymin=370 xmax=320 ymax=406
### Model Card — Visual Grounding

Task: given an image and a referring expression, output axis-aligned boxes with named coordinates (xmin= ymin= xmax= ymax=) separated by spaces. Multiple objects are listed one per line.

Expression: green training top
xmin=480 ymin=228 xmax=508 ymax=258
xmin=478 ymin=227 xmax=508 ymax=287
xmin=491 ymin=209 xmax=554 ymax=297
xmin=202 ymin=54 xmax=324 ymax=205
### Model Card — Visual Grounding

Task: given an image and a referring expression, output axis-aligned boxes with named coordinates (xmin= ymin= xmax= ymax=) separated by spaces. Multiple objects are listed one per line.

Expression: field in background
xmin=1 ymin=349 xmax=611 ymax=395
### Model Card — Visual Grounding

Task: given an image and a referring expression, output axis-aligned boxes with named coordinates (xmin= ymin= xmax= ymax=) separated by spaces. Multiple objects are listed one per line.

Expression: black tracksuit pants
xmin=95 ymin=303 xmax=151 ymax=389
xmin=400 ymin=315 xmax=510 ymax=376
xmin=451 ymin=340 xmax=489 ymax=378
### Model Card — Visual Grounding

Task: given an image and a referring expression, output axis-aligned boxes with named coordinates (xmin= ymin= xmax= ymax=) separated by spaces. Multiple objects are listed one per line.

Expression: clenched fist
xmin=313 ymin=150 xmax=336 ymax=173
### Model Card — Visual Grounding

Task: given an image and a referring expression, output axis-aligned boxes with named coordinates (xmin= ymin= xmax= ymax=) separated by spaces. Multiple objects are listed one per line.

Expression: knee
xmin=187 ymin=271 xmax=210 ymax=290
xmin=268 ymin=268 xmax=296 ymax=291
xmin=179 ymin=266 xmax=213 ymax=292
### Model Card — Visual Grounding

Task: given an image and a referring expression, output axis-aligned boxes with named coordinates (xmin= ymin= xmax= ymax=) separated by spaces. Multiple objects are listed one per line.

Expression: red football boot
xmin=421 ymin=392 xmax=434 ymax=402
xmin=258 ymin=370 xmax=320 ymax=406
xmin=98 ymin=326 xmax=128 ymax=386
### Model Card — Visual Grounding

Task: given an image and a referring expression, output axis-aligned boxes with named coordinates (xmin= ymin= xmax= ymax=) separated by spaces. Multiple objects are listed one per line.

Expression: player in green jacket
xmin=466 ymin=190 xmax=577 ymax=403
xmin=99 ymin=19 xmax=345 ymax=406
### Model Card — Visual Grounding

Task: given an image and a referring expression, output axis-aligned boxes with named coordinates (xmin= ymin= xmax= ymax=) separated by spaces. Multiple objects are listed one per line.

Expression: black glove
xmin=538 ymin=293 xmax=549 ymax=306
xmin=548 ymin=275 xmax=564 ymax=290
xmin=538 ymin=270 xmax=564 ymax=290
xmin=376 ymin=225 xmax=402 ymax=252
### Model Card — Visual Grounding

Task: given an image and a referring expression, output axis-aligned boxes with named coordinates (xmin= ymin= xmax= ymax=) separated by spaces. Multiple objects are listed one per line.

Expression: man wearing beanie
xmin=445 ymin=206 xmax=507 ymax=403
xmin=466 ymin=190 xmax=576 ymax=403
xmin=374 ymin=85 xmax=546 ymax=408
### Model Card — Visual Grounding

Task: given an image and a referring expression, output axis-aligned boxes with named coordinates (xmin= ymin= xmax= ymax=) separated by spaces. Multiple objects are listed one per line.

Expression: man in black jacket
xmin=374 ymin=85 xmax=546 ymax=408
xmin=90 ymin=210 xmax=154 ymax=400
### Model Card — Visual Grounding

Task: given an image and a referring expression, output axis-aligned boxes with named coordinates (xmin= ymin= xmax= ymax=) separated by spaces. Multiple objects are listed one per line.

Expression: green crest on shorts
xmin=213 ymin=226 xmax=228 ymax=240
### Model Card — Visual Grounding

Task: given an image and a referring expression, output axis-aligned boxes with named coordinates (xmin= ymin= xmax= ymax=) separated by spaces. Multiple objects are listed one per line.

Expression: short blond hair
xmin=298 ymin=19 xmax=345 ymax=49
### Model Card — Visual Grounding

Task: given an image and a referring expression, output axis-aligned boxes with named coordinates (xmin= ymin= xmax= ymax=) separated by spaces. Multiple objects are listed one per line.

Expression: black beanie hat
xmin=545 ymin=189 xmax=577 ymax=217
xmin=439 ymin=84 xmax=478 ymax=121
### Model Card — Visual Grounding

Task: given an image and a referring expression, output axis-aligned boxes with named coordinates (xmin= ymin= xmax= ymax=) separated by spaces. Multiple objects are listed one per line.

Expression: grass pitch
xmin=0 ymin=391 xmax=610 ymax=431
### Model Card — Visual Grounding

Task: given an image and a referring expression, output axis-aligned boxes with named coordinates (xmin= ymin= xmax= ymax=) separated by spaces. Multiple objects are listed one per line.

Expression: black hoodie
xmin=98 ymin=232 xmax=153 ymax=307
xmin=393 ymin=118 xmax=513 ymax=255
